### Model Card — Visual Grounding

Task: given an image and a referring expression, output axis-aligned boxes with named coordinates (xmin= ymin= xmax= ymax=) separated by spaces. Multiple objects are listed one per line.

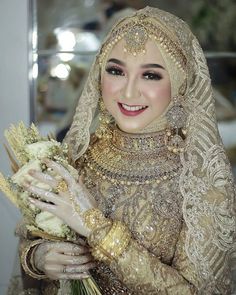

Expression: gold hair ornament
xmin=99 ymin=18 xmax=187 ymax=71
xmin=124 ymin=25 xmax=148 ymax=56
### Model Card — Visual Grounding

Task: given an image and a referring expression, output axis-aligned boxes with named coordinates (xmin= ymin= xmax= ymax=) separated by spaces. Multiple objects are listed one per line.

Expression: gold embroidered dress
xmin=80 ymin=126 xmax=194 ymax=294
xmin=14 ymin=6 xmax=235 ymax=295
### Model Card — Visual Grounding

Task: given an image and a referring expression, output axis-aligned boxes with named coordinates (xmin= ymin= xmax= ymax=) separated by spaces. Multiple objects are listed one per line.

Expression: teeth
xmin=121 ymin=103 xmax=146 ymax=111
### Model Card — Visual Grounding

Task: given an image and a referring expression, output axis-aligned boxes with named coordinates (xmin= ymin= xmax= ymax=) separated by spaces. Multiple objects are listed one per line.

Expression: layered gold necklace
xmin=83 ymin=126 xmax=181 ymax=186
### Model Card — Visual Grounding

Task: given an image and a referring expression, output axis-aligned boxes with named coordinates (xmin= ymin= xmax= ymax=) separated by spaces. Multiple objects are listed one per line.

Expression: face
xmin=101 ymin=39 xmax=171 ymax=133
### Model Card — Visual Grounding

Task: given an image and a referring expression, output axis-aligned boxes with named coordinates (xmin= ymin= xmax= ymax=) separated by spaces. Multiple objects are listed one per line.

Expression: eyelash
xmin=142 ymin=72 xmax=162 ymax=81
xmin=105 ymin=66 xmax=162 ymax=81
xmin=105 ymin=66 xmax=124 ymax=76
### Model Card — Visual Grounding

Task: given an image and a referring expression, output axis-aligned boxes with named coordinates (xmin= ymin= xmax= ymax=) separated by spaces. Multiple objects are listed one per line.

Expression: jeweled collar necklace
xmin=83 ymin=126 xmax=182 ymax=186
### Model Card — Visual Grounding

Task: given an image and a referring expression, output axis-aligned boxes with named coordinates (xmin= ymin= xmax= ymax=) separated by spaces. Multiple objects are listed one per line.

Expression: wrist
xmin=21 ymin=239 xmax=47 ymax=280
xmin=91 ymin=220 xmax=131 ymax=263
xmin=82 ymin=208 xmax=112 ymax=238
xmin=83 ymin=208 xmax=131 ymax=264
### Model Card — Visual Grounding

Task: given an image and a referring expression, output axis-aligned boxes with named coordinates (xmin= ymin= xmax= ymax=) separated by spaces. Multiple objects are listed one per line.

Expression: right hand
xmin=33 ymin=241 xmax=96 ymax=280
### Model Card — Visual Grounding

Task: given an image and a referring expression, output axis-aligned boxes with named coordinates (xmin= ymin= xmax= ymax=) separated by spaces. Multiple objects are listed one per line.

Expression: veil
xmin=65 ymin=7 xmax=236 ymax=293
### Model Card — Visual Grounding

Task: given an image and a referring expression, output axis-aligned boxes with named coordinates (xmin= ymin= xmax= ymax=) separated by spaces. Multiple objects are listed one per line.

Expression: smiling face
xmin=101 ymin=39 xmax=172 ymax=133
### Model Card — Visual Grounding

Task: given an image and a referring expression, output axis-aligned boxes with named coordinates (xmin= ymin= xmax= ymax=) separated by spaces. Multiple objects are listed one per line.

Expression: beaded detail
xmin=123 ymin=25 xmax=148 ymax=55
xmin=83 ymin=126 xmax=181 ymax=186
xmin=99 ymin=18 xmax=187 ymax=71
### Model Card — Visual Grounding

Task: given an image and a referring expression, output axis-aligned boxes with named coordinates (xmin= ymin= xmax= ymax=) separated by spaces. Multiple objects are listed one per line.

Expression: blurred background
xmin=0 ymin=0 xmax=235 ymax=293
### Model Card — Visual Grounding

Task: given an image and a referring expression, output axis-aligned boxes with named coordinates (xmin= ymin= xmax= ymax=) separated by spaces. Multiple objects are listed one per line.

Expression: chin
xmin=116 ymin=122 xmax=146 ymax=134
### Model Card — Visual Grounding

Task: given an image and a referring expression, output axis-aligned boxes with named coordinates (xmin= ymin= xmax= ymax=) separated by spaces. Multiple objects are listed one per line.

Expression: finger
xmin=63 ymin=262 xmax=96 ymax=273
xmin=73 ymin=237 xmax=87 ymax=247
xmin=50 ymin=242 xmax=90 ymax=255
xmin=24 ymin=183 xmax=59 ymax=204
xmin=55 ymin=253 xmax=94 ymax=265
xmin=28 ymin=197 xmax=56 ymax=212
xmin=43 ymin=159 xmax=76 ymax=187
xmin=45 ymin=263 xmax=91 ymax=279
xmin=28 ymin=170 xmax=58 ymax=188
xmin=56 ymin=273 xmax=91 ymax=280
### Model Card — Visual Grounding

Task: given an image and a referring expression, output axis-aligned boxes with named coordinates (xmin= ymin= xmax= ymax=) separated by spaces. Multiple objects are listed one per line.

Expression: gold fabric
xmin=82 ymin=128 xmax=194 ymax=294
xmin=65 ymin=6 xmax=236 ymax=294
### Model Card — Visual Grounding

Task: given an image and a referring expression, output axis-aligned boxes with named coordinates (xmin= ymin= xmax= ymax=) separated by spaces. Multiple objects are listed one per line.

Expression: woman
xmin=19 ymin=6 xmax=235 ymax=295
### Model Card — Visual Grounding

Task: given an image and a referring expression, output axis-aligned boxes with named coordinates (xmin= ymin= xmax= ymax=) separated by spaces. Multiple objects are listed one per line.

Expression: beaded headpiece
xmin=99 ymin=14 xmax=187 ymax=72
xmin=123 ymin=25 xmax=148 ymax=55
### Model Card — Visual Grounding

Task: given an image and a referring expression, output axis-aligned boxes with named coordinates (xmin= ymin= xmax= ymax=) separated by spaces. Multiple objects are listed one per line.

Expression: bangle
xmin=21 ymin=239 xmax=47 ymax=280
xmin=91 ymin=220 xmax=131 ymax=263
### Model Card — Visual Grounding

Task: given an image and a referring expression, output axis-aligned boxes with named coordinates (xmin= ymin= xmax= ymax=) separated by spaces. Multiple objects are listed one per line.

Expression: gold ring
xmin=56 ymin=180 xmax=68 ymax=193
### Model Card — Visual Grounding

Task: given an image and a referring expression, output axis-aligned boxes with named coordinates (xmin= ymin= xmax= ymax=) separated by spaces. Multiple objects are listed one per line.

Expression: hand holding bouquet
xmin=0 ymin=122 xmax=101 ymax=295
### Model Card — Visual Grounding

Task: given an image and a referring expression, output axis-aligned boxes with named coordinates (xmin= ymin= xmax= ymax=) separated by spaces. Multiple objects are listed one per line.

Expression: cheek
xmin=101 ymin=75 xmax=123 ymax=101
xmin=142 ymin=81 xmax=171 ymax=108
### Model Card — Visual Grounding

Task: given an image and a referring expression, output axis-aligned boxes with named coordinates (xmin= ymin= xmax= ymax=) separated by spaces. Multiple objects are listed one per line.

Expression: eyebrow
xmin=107 ymin=58 xmax=165 ymax=70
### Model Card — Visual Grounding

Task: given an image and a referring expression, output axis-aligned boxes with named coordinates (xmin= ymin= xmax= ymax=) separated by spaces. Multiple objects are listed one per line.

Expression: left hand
xmin=23 ymin=159 xmax=96 ymax=238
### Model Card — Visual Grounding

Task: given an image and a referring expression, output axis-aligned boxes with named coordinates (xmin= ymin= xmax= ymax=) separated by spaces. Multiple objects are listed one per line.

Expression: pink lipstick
xmin=118 ymin=103 xmax=148 ymax=116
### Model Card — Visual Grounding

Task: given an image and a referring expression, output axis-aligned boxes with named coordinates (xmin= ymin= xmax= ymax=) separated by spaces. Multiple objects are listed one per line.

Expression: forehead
xmin=106 ymin=39 xmax=166 ymax=66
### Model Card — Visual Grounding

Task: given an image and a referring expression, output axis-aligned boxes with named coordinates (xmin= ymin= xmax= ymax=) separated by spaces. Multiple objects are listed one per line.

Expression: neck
xmin=139 ymin=115 xmax=168 ymax=134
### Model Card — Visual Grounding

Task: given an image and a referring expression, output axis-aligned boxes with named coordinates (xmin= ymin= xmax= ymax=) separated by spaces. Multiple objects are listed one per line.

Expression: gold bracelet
xmin=29 ymin=243 xmax=43 ymax=275
xmin=92 ymin=220 xmax=131 ymax=263
xmin=83 ymin=208 xmax=112 ymax=231
xmin=21 ymin=239 xmax=47 ymax=280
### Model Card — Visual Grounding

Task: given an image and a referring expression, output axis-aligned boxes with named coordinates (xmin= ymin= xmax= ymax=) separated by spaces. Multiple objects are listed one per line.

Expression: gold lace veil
xmin=65 ymin=6 xmax=236 ymax=293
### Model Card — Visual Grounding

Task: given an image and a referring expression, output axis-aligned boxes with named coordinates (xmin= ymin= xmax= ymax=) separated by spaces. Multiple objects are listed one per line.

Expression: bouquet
xmin=0 ymin=122 xmax=101 ymax=295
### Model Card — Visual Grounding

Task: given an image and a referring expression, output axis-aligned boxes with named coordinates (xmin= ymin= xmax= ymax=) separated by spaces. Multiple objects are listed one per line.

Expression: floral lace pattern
xmin=64 ymin=5 xmax=236 ymax=294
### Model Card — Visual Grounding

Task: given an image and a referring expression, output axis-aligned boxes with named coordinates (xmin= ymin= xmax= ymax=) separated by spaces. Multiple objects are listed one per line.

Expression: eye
xmin=142 ymin=72 xmax=162 ymax=81
xmin=105 ymin=66 xmax=124 ymax=76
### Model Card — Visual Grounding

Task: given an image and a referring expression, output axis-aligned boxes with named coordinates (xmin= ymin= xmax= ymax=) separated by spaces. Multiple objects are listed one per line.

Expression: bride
xmin=17 ymin=6 xmax=235 ymax=295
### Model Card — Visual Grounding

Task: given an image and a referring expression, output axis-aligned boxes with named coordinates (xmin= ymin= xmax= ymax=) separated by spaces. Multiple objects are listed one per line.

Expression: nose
xmin=122 ymin=76 xmax=140 ymax=101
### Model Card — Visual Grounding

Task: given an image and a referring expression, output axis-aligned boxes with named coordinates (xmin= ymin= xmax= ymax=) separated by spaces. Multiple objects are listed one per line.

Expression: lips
xmin=118 ymin=103 xmax=148 ymax=116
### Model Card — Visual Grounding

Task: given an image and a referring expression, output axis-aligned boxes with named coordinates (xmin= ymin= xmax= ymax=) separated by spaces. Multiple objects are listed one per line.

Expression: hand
xmin=34 ymin=241 xmax=96 ymax=280
xmin=23 ymin=159 xmax=96 ymax=237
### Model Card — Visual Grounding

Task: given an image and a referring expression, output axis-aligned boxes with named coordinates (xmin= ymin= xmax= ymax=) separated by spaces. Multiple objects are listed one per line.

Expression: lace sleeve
xmin=88 ymin=220 xmax=199 ymax=294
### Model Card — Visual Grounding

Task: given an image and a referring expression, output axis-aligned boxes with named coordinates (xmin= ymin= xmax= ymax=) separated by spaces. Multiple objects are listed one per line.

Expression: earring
xmin=95 ymin=99 xmax=113 ymax=139
xmin=165 ymin=95 xmax=187 ymax=153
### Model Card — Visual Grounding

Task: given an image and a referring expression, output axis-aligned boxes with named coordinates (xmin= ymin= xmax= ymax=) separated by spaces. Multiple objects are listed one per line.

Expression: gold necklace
xmin=83 ymin=126 xmax=181 ymax=186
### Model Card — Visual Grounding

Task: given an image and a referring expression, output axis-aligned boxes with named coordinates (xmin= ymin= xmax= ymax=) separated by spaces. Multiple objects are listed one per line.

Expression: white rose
xmin=24 ymin=141 xmax=61 ymax=160
xmin=35 ymin=211 xmax=70 ymax=237
xmin=12 ymin=160 xmax=44 ymax=187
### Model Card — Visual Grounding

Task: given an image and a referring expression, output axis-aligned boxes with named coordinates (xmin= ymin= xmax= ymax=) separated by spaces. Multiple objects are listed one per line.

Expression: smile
xmin=118 ymin=103 xmax=148 ymax=116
